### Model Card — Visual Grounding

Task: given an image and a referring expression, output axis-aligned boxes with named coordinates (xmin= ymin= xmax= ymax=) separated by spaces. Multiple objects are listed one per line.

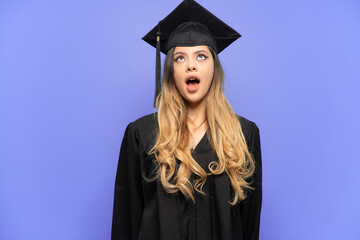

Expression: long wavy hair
xmin=149 ymin=46 xmax=255 ymax=205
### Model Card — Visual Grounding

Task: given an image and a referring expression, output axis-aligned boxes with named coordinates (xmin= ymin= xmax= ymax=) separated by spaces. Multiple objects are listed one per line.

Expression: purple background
xmin=1 ymin=0 xmax=360 ymax=239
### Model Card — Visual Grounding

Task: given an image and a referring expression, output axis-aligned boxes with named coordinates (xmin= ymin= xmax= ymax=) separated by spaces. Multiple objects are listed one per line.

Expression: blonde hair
xmin=150 ymin=47 xmax=255 ymax=205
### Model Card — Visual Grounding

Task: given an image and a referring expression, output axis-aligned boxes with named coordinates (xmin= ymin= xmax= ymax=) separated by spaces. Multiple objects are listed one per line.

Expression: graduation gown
xmin=111 ymin=113 xmax=262 ymax=240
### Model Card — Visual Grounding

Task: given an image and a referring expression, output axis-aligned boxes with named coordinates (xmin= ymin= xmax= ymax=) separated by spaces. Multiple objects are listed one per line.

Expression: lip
xmin=185 ymin=75 xmax=200 ymax=82
xmin=186 ymin=75 xmax=200 ymax=93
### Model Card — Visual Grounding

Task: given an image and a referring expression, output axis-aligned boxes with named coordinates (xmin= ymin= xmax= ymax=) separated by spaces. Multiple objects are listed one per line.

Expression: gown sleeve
xmin=111 ymin=123 xmax=145 ymax=240
xmin=240 ymin=122 xmax=262 ymax=240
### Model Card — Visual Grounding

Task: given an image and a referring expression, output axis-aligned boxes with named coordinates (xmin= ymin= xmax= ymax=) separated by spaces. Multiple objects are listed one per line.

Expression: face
xmin=173 ymin=45 xmax=214 ymax=107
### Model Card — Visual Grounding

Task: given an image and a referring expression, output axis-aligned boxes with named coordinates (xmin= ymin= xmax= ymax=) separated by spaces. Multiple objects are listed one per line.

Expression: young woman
xmin=111 ymin=1 xmax=262 ymax=239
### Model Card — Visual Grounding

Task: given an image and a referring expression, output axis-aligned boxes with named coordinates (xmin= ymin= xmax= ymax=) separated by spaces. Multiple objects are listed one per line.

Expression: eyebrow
xmin=173 ymin=50 xmax=209 ymax=56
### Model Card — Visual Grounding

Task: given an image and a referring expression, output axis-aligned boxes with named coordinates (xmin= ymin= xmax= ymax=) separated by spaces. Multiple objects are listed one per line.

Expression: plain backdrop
xmin=1 ymin=0 xmax=360 ymax=239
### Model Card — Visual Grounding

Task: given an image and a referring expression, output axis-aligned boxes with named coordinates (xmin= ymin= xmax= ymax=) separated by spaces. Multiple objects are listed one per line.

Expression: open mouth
xmin=186 ymin=78 xmax=200 ymax=85
xmin=186 ymin=77 xmax=200 ymax=92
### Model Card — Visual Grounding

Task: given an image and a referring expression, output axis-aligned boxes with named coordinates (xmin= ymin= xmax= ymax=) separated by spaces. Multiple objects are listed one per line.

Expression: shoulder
xmin=130 ymin=113 xmax=158 ymax=130
xmin=126 ymin=113 xmax=158 ymax=153
xmin=235 ymin=114 xmax=261 ymax=153
xmin=236 ymin=114 xmax=260 ymax=137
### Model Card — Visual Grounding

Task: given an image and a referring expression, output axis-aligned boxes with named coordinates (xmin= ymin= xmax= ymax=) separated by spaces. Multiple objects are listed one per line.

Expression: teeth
xmin=186 ymin=78 xmax=199 ymax=84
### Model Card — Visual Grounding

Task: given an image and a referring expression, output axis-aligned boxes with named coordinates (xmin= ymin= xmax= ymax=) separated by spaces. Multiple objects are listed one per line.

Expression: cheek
xmin=207 ymin=69 xmax=214 ymax=81
xmin=173 ymin=66 xmax=184 ymax=89
xmin=203 ymin=64 xmax=214 ymax=87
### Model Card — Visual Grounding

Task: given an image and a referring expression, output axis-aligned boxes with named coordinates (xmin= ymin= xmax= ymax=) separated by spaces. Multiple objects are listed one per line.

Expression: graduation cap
xmin=142 ymin=0 xmax=241 ymax=107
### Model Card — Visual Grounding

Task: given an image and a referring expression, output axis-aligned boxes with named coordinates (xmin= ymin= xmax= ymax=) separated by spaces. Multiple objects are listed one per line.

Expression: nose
xmin=186 ymin=59 xmax=197 ymax=72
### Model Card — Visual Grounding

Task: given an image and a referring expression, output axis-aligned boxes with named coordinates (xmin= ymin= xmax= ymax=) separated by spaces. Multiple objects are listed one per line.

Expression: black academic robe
xmin=111 ymin=113 xmax=262 ymax=240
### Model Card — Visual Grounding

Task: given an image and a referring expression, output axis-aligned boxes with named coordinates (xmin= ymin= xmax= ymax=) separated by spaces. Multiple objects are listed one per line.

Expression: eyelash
xmin=174 ymin=53 xmax=208 ymax=62
xmin=174 ymin=56 xmax=185 ymax=62
xmin=197 ymin=54 xmax=208 ymax=60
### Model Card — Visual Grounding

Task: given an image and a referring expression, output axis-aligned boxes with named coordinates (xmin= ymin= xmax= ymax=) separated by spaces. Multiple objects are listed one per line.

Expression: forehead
xmin=173 ymin=45 xmax=211 ymax=54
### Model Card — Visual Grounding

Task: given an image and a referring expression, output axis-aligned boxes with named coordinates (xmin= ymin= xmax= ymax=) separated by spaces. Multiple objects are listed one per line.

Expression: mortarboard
xmin=142 ymin=0 xmax=241 ymax=106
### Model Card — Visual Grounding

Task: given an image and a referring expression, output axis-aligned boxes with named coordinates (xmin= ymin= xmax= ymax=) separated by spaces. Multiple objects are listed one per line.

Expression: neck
xmin=187 ymin=100 xmax=206 ymax=123
xmin=186 ymin=100 xmax=207 ymax=149
xmin=186 ymin=99 xmax=207 ymax=132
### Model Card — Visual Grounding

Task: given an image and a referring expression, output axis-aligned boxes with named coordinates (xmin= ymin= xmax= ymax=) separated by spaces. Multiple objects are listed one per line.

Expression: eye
xmin=174 ymin=55 xmax=185 ymax=63
xmin=197 ymin=54 xmax=208 ymax=61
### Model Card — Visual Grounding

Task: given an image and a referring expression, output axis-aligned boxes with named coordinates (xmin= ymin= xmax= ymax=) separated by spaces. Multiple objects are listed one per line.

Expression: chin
xmin=185 ymin=97 xmax=206 ymax=105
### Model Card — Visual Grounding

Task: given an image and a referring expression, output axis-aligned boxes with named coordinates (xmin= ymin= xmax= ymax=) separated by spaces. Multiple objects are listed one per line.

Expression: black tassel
xmin=154 ymin=23 xmax=161 ymax=108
